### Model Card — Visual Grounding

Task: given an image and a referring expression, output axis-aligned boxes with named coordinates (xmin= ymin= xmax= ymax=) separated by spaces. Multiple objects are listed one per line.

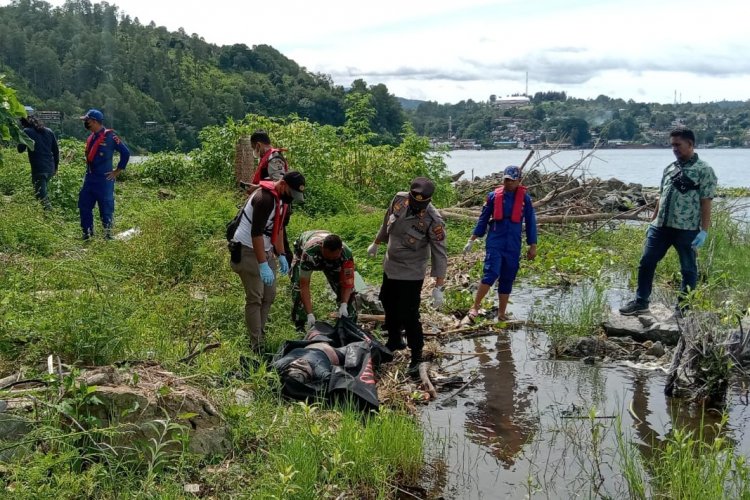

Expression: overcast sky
xmin=5 ymin=0 xmax=749 ymax=104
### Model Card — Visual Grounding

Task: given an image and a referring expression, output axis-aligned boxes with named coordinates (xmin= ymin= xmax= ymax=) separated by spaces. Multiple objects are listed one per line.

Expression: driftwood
xmin=418 ymin=362 xmax=437 ymax=400
xmin=443 ymin=373 xmax=480 ymax=403
xmin=440 ymin=209 xmax=649 ymax=225
xmin=450 ymin=147 xmax=657 ymax=226
xmin=665 ymin=314 xmax=748 ymax=405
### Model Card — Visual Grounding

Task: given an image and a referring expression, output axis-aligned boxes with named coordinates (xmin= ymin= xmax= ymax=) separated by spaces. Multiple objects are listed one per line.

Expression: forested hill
xmin=1 ymin=0 xmax=405 ymax=151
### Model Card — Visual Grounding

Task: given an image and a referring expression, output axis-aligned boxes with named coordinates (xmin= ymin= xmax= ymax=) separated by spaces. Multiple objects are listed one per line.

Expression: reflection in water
xmin=423 ymin=325 xmax=750 ymax=498
xmin=464 ymin=335 xmax=537 ymax=467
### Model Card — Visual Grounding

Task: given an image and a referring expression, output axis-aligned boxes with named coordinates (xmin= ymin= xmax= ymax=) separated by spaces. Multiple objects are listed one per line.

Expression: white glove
xmin=432 ymin=287 xmax=444 ymax=309
xmin=367 ymin=242 xmax=379 ymax=258
xmin=338 ymin=302 xmax=349 ymax=318
xmin=305 ymin=313 xmax=316 ymax=330
xmin=463 ymin=239 xmax=475 ymax=254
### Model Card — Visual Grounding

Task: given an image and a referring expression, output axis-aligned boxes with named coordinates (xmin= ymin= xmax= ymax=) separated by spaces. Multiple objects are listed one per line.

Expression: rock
xmin=582 ymin=356 xmax=596 ymax=365
xmin=603 ymin=303 xmax=680 ymax=345
xmin=234 ymin=388 xmax=253 ymax=406
xmin=78 ymin=365 xmax=230 ymax=455
xmin=639 ymin=316 xmax=656 ymax=328
xmin=356 ymin=285 xmax=384 ymax=314
xmin=646 ymin=341 xmax=666 ymax=358
xmin=158 ymin=188 xmax=177 ymax=200
xmin=560 ymin=336 xmax=626 ymax=358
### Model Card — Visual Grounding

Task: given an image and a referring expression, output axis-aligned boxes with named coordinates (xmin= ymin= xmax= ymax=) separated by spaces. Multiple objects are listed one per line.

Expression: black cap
xmin=409 ymin=177 xmax=435 ymax=202
xmin=283 ymin=171 xmax=306 ymax=203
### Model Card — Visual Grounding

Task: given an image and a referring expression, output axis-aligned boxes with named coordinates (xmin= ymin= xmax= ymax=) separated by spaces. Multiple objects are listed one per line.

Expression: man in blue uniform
xmin=78 ymin=109 xmax=130 ymax=240
xmin=463 ymin=165 xmax=538 ymax=321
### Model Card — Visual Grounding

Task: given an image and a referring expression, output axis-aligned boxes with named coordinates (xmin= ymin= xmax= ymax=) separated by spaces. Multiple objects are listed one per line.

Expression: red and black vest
xmin=251 ymin=148 xmax=288 ymax=183
xmin=492 ymin=185 xmax=526 ymax=223
xmin=257 ymin=180 xmax=286 ymax=245
xmin=85 ymin=128 xmax=112 ymax=167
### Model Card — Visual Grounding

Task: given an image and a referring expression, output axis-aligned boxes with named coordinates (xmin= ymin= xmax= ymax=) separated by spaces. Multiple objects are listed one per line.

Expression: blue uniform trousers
xmin=78 ymin=175 xmax=115 ymax=235
xmin=481 ymin=245 xmax=521 ymax=294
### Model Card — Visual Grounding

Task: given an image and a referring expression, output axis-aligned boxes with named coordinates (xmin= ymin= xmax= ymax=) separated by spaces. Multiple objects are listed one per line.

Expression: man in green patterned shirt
xmin=620 ymin=127 xmax=717 ymax=316
xmin=290 ymin=230 xmax=357 ymax=331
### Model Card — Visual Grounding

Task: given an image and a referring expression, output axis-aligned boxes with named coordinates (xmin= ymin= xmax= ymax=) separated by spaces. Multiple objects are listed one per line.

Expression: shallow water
xmin=421 ymin=284 xmax=750 ymax=499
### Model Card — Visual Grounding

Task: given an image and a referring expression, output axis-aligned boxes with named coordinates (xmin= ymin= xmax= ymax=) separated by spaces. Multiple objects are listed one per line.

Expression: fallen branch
xmin=418 ymin=362 xmax=437 ymax=400
xmin=444 ymin=373 xmax=480 ymax=403
xmin=179 ymin=343 xmax=222 ymax=364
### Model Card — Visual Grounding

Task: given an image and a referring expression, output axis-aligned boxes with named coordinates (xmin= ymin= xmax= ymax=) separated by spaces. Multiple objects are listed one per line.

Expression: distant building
xmin=493 ymin=96 xmax=531 ymax=109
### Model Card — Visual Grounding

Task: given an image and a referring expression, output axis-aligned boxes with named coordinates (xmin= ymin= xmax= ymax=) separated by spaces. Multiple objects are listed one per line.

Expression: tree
xmin=0 ymin=78 xmax=34 ymax=165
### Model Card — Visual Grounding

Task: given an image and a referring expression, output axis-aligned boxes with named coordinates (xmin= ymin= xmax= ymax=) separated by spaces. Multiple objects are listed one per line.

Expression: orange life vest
xmin=252 ymin=148 xmax=288 ymax=183
xmin=492 ymin=185 xmax=526 ymax=223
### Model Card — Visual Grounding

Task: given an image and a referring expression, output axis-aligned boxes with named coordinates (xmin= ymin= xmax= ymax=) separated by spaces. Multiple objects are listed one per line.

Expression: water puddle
xmin=422 ymin=284 xmax=750 ymax=498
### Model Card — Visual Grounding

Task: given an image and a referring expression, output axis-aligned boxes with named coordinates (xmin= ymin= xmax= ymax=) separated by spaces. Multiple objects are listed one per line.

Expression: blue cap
xmin=503 ymin=165 xmax=521 ymax=180
xmin=80 ymin=109 xmax=104 ymax=122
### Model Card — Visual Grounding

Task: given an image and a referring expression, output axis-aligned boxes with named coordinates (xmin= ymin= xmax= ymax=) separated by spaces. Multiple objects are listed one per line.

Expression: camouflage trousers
xmin=290 ymin=263 xmax=357 ymax=330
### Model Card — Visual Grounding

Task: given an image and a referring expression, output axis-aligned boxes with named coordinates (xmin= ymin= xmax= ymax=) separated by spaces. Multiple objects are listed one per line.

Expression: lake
xmin=443 ymin=148 xmax=750 ymax=188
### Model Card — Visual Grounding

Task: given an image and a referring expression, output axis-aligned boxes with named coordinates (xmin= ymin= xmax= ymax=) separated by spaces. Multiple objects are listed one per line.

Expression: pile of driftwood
xmin=442 ymin=150 xmax=656 ymax=226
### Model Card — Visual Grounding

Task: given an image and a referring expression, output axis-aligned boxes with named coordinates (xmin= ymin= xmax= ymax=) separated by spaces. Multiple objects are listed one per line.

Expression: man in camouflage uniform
xmin=291 ymin=230 xmax=357 ymax=331
xmin=367 ymin=177 xmax=447 ymax=373
xmin=620 ymin=127 xmax=717 ymax=316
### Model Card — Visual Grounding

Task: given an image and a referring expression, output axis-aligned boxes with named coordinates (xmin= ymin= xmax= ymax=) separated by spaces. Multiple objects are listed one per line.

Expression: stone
xmin=234 ymin=388 xmax=254 ymax=406
xmin=355 ymin=285 xmax=384 ymax=314
xmin=157 ymin=188 xmax=177 ymax=200
xmin=603 ymin=303 xmax=680 ymax=345
xmin=78 ymin=365 xmax=230 ymax=455
xmin=582 ymin=356 xmax=596 ymax=365
xmin=646 ymin=341 xmax=665 ymax=358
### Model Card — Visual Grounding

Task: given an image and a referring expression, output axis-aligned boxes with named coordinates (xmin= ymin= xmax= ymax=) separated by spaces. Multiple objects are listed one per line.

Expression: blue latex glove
xmin=259 ymin=261 xmax=275 ymax=286
xmin=278 ymin=255 xmax=289 ymax=275
xmin=691 ymin=229 xmax=707 ymax=250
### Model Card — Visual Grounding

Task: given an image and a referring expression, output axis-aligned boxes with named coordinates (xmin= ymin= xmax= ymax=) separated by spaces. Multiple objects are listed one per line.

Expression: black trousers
xmin=379 ymin=273 xmax=424 ymax=356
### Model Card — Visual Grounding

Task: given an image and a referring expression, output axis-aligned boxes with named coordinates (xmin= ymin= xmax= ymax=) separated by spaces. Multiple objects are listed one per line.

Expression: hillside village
xmin=409 ymin=93 xmax=750 ymax=150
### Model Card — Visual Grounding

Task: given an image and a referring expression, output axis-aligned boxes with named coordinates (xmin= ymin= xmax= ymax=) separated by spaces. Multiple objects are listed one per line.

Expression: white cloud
xmin=2 ymin=0 xmax=749 ymax=103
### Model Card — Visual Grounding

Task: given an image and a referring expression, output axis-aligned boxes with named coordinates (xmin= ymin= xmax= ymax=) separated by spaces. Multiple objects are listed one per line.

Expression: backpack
xmin=226 ymin=203 xmax=250 ymax=242
xmin=226 ymin=184 xmax=261 ymax=242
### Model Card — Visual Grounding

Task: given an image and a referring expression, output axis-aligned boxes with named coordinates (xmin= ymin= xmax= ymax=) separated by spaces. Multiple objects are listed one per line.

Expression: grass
xmin=527 ymin=277 xmax=609 ymax=349
xmin=0 ymin=150 xmax=425 ymax=498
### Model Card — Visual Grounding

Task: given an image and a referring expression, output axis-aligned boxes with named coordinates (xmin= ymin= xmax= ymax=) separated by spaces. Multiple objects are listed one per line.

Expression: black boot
xmin=385 ymin=333 xmax=407 ymax=351
xmin=407 ymin=352 xmax=422 ymax=379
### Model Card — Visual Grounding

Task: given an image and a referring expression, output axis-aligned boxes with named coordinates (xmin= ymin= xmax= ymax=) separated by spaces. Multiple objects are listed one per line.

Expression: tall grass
xmin=616 ymin=415 xmax=750 ymax=499
xmin=528 ymin=278 xmax=609 ymax=347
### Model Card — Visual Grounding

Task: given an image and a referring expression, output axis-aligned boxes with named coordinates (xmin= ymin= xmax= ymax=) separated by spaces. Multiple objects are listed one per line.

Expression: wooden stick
xmin=440 ymin=355 xmax=479 ymax=370
xmin=444 ymin=373 xmax=480 ymax=402
xmin=179 ymin=342 xmax=221 ymax=364
xmin=519 ymin=150 xmax=534 ymax=172
xmin=328 ymin=313 xmax=385 ymax=322
xmin=418 ymin=362 xmax=437 ymax=400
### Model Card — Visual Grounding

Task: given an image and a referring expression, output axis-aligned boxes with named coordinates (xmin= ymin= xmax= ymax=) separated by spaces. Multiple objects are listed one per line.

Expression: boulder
xmin=78 ymin=365 xmax=230 ymax=455
xmin=603 ymin=303 xmax=680 ymax=345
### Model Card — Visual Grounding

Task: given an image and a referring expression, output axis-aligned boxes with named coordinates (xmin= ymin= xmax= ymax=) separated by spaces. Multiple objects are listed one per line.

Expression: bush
xmin=132 ymin=152 xmax=196 ymax=185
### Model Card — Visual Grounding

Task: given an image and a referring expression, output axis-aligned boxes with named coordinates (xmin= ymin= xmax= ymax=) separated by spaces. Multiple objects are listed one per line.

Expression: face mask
xmin=409 ymin=196 xmax=429 ymax=213
xmin=252 ymin=147 xmax=259 ymax=159
xmin=84 ymin=120 xmax=92 ymax=130
xmin=280 ymin=193 xmax=294 ymax=204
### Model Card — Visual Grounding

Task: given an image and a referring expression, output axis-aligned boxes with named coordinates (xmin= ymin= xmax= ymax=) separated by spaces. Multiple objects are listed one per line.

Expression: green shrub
xmin=132 ymin=152 xmax=196 ymax=185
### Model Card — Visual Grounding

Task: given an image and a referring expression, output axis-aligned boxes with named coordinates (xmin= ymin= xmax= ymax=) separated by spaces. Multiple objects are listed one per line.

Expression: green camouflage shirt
xmin=653 ymin=154 xmax=717 ymax=230
xmin=293 ymin=230 xmax=354 ymax=280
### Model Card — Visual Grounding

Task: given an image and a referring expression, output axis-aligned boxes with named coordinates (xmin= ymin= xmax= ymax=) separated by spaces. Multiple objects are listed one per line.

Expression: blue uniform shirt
xmin=472 ymin=189 xmax=538 ymax=254
xmin=85 ymin=129 xmax=130 ymax=177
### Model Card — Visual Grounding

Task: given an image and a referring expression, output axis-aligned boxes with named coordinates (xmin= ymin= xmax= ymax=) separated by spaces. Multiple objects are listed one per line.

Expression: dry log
xmin=418 ymin=362 xmax=437 ymax=400
xmin=439 ymin=210 xmax=649 ymax=225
